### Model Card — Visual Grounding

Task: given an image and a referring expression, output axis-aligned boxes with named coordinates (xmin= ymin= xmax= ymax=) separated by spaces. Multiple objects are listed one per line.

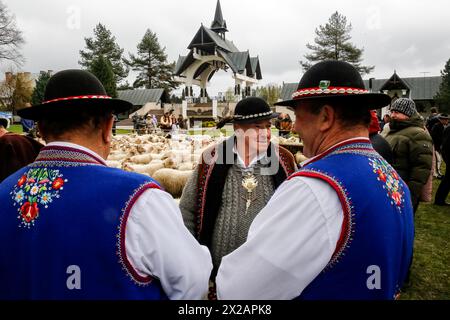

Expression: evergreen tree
xmin=434 ymin=58 xmax=450 ymax=113
xmin=125 ymin=29 xmax=179 ymax=91
xmin=31 ymin=71 xmax=51 ymax=105
xmin=254 ymin=85 xmax=281 ymax=106
xmin=300 ymin=11 xmax=374 ymax=75
xmin=89 ymin=55 xmax=117 ymax=98
xmin=79 ymin=23 xmax=128 ymax=83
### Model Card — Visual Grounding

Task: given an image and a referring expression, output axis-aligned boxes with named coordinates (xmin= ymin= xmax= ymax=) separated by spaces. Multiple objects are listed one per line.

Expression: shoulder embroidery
xmin=368 ymin=158 xmax=406 ymax=212
xmin=10 ymin=168 xmax=68 ymax=228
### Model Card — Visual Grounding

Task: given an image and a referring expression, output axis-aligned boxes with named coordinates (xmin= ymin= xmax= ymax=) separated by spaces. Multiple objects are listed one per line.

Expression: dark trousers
xmin=435 ymin=163 xmax=450 ymax=204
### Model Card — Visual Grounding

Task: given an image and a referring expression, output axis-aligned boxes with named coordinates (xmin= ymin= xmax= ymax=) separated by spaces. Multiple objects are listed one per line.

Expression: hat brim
xmin=275 ymin=93 xmax=391 ymax=110
xmin=17 ymin=98 xmax=133 ymax=120
xmin=234 ymin=112 xmax=280 ymax=124
xmin=0 ymin=117 xmax=10 ymax=128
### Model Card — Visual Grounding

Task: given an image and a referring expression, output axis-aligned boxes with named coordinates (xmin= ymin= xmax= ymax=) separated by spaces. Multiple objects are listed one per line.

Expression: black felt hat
xmin=275 ymin=60 xmax=391 ymax=109
xmin=17 ymin=69 xmax=132 ymax=120
xmin=233 ymin=97 xmax=279 ymax=123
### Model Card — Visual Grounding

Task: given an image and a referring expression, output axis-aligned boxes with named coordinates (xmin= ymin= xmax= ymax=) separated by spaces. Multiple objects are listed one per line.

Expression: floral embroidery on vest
xmin=369 ymin=158 xmax=405 ymax=211
xmin=10 ymin=168 xmax=68 ymax=228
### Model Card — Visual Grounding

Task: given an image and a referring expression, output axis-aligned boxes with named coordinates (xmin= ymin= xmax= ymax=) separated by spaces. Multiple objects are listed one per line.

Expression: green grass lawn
xmin=400 ymin=174 xmax=450 ymax=300
xmin=9 ymin=124 xmax=23 ymax=134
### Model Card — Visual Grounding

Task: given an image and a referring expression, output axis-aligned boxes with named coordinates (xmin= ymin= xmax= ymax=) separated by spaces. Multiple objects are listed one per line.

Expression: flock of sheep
xmin=106 ymin=133 xmax=305 ymax=198
xmin=106 ymin=133 xmax=220 ymax=198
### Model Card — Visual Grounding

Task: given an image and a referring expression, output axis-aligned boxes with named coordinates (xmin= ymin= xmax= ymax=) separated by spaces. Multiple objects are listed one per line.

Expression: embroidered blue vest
xmin=0 ymin=146 xmax=168 ymax=300
xmin=291 ymin=140 xmax=414 ymax=300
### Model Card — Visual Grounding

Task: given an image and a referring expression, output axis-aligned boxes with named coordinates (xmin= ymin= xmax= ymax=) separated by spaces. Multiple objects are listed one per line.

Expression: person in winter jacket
xmin=385 ymin=98 xmax=433 ymax=212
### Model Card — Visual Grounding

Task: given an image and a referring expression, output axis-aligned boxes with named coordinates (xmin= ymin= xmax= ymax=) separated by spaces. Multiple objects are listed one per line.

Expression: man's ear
xmin=318 ymin=105 xmax=335 ymax=132
xmin=102 ymin=115 xmax=114 ymax=144
xmin=36 ymin=122 xmax=47 ymax=142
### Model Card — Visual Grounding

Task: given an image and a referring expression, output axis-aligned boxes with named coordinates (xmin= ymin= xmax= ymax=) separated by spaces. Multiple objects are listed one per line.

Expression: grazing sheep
xmin=177 ymin=162 xmax=196 ymax=171
xmin=108 ymin=152 xmax=129 ymax=161
xmin=152 ymin=169 xmax=193 ymax=198
xmin=295 ymin=151 xmax=308 ymax=164
xmin=122 ymin=162 xmax=165 ymax=177
xmin=163 ymin=157 xmax=178 ymax=169
xmin=105 ymin=160 xmax=122 ymax=168
xmin=130 ymin=154 xmax=153 ymax=164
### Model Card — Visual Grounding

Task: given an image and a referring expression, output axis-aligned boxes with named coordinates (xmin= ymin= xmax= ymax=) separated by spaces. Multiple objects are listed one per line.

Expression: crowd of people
xmin=0 ymin=61 xmax=448 ymax=300
xmin=132 ymin=110 xmax=187 ymax=134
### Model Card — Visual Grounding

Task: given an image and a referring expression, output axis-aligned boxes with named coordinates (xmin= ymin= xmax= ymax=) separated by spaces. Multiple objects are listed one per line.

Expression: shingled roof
xmin=364 ymin=75 xmax=442 ymax=100
xmin=118 ymin=89 xmax=169 ymax=106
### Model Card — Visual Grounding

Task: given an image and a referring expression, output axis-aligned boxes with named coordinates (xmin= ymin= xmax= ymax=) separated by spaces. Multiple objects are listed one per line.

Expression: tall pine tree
xmin=300 ymin=11 xmax=374 ymax=75
xmin=89 ymin=55 xmax=117 ymax=98
xmin=434 ymin=58 xmax=450 ymax=113
xmin=79 ymin=23 xmax=128 ymax=84
xmin=31 ymin=71 xmax=51 ymax=105
xmin=125 ymin=29 xmax=179 ymax=91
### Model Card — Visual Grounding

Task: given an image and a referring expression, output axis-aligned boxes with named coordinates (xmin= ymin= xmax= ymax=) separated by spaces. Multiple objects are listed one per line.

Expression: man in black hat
xmin=179 ymin=97 xmax=297 ymax=297
xmin=0 ymin=69 xmax=212 ymax=300
xmin=216 ymin=61 xmax=414 ymax=300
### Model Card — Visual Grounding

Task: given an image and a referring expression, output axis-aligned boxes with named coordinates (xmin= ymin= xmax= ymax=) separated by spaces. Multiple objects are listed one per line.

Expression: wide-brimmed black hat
xmin=216 ymin=97 xmax=278 ymax=129
xmin=275 ymin=60 xmax=391 ymax=109
xmin=18 ymin=69 xmax=132 ymax=120
xmin=438 ymin=113 xmax=450 ymax=120
xmin=0 ymin=115 xmax=10 ymax=128
xmin=233 ymin=97 xmax=279 ymax=123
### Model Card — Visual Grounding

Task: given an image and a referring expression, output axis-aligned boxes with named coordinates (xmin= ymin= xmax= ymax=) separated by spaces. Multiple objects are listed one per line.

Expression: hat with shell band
xmin=233 ymin=97 xmax=279 ymax=123
xmin=275 ymin=60 xmax=391 ymax=110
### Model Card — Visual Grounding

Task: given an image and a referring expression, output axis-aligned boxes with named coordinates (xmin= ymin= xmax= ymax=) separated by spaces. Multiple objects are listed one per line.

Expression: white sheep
xmin=130 ymin=154 xmax=153 ymax=164
xmin=152 ymin=169 xmax=193 ymax=198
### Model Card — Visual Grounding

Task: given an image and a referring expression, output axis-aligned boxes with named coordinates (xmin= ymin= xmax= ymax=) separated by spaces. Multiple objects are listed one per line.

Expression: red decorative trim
xmin=118 ymin=182 xmax=162 ymax=285
xmin=288 ymin=171 xmax=353 ymax=268
xmin=42 ymin=95 xmax=112 ymax=104
xmin=40 ymin=146 xmax=107 ymax=166
xmin=197 ymin=148 xmax=217 ymax=238
xmin=302 ymin=139 xmax=371 ymax=167
xmin=292 ymin=87 xmax=368 ymax=99
xmin=276 ymin=146 xmax=296 ymax=176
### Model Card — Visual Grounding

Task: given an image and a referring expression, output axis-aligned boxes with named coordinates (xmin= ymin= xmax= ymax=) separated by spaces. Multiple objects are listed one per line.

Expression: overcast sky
xmin=2 ymin=0 xmax=450 ymax=96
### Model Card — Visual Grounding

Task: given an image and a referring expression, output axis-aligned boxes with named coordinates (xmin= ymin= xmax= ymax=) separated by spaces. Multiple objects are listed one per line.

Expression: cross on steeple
xmin=211 ymin=0 xmax=228 ymax=37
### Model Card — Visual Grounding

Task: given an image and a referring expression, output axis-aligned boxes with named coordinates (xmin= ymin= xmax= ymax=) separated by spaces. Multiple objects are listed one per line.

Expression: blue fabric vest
xmin=0 ymin=146 xmax=168 ymax=300
xmin=292 ymin=140 xmax=414 ymax=300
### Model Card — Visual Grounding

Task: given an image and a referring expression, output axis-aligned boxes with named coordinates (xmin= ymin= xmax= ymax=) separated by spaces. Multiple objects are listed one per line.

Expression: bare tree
xmin=0 ymin=1 xmax=25 ymax=65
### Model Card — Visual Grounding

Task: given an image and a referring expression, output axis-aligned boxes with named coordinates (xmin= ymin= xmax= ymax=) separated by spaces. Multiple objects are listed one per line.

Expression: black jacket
xmin=370 ymin=133 xmax=394 ymax=165
xmin=431 ymin=122 xmax=445 ymax=152
xmin=442 ymin=125 xmax=450 ymax=164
